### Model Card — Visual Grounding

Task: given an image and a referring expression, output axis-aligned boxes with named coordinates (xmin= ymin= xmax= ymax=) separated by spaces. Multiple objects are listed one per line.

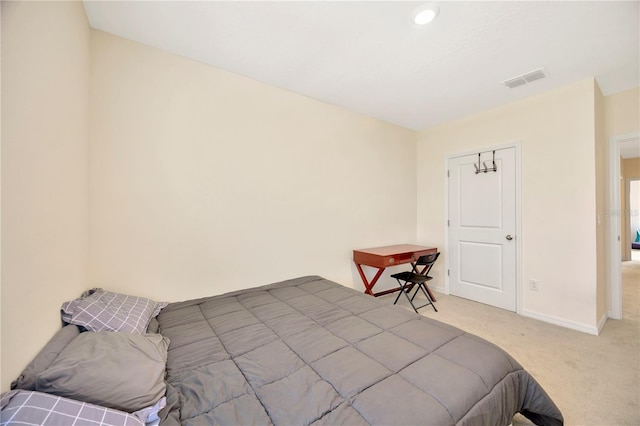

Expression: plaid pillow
xmin=0 ymin=390 xmax=144 ymax=426
xmin=61 ymin=289 xmax=168 ymax=334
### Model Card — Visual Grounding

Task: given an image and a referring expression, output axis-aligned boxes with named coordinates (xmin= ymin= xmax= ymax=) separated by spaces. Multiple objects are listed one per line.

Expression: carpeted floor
xmin=385 ymin=261 xmax=640 ymax=425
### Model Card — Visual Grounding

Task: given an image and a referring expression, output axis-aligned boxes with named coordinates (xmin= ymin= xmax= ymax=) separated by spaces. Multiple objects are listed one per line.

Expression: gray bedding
xmin=156 ymin=276 xmax=562 ymax=425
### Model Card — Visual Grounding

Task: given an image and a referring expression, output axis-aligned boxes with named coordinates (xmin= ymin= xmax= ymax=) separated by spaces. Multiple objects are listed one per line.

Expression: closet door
xmin=448 ymin=147 xmax=517 ymax=311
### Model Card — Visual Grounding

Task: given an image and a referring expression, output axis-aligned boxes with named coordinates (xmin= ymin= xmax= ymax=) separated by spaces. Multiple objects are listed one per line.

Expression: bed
xmin=2 ymin=276 xmax=563 ymax=426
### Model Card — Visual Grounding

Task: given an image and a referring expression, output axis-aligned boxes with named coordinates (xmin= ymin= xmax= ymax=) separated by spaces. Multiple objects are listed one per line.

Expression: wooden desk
xmin=353 ymin=244 xmax=438 ymax=297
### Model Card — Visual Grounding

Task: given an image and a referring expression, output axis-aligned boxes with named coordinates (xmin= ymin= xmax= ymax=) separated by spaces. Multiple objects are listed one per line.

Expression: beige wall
xmin=417 ymin=79 xmax=599 ymax=331
xmin=0 ymin=1 xmax=3 ymax=389
xmin=623 ymin=158 xmax=640 ymax=178
xmin=605 ymin=87 xmax=640 ymax=137
xmin=595 ymin=82 xmax=607 ymax=325
xmin=1 ymin=1 xmax=90 ymax=390
xmin=88 ymin=31 xmax=417 ymax=302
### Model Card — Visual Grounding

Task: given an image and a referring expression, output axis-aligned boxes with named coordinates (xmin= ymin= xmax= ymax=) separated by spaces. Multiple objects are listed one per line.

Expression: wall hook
xmin=474 ymin=150 xmax=498 ymax=174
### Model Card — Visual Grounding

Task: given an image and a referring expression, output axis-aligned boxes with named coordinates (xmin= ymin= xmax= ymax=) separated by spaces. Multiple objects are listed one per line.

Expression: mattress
xmin=156 ymin=275 xmax=563 ymax=425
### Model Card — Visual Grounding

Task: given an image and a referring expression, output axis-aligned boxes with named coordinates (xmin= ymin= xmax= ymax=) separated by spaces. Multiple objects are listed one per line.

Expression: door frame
xmin=624 ymin=177 xmax=640 ymax=261
xmin=609 ymin=132 xmax=640 ymax=320
xmin=444 ymin=141 xmax=522 ymax=313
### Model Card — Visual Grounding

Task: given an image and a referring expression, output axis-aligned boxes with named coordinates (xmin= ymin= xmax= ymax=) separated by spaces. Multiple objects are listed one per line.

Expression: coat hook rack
xmin=474 ymin=150 xmax=497 ymax=174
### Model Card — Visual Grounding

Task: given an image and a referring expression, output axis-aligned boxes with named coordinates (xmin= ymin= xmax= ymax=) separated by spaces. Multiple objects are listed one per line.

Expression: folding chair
xmin=390 ymin=252 xmax=440 ymax=313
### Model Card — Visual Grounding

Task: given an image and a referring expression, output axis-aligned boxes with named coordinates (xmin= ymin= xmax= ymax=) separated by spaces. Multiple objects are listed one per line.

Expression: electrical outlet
xmin=529 ymin=279 xmax=539 ymax=291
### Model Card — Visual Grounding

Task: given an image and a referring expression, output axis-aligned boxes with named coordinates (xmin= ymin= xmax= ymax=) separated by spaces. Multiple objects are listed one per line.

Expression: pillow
xmin=61 ymin=289 xmax=168 ymax=334
xmin=1 ymin=390 xmax=144 ymax=426
xmin=35 ymin=331 xmax=170 ymax=413
xmin=11 ymin=325 xmax=80 ymax=391
xmin=635 ymin=229 xmax=640 ymax=243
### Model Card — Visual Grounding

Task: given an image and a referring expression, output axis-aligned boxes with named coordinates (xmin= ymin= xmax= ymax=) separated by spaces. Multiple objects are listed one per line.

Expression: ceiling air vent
xmin=503 ymin=77 xmax=527 ymax=88
xmin=502 ymin=68 xmax=546 ymax=89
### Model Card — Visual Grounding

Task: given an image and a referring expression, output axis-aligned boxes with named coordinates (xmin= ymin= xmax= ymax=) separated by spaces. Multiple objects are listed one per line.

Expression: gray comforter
xmin=156 ymin=276 xmax=563 ymax=425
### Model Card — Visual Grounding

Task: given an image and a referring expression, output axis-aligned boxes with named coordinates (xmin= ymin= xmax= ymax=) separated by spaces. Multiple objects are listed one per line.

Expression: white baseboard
xmin=437 ymin=290 xmax=604 ymax=335
xmin=597 ymin=312 xmax=608 ymax=334
xmin=430 ymin=284 xmax=447 ymax=294
xmin=520 ymin=309 xmax=599 ymax=335
xmin=607 ymin=309 xmax=622 ymax=320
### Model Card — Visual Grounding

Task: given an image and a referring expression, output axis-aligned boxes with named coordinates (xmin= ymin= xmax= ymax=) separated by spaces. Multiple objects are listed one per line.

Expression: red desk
xmin=353 ymin=244 xmax=438 ymax=298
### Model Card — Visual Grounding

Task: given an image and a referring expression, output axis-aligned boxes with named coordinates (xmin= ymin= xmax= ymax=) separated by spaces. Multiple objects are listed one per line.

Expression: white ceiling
xmin=82 ymin=0 xmax=639 ymax=131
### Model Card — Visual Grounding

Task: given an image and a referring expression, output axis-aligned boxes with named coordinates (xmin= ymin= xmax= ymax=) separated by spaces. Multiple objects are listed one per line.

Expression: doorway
xmin=608 ymin=133 xmax=640 ymax=320
xmin=626 ymin=179 xmax=640 ymax=261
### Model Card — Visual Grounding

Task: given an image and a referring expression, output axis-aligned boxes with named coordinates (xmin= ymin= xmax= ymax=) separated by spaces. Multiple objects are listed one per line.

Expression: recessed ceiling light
xmin=414 ymin=4 xmax=439 ymax=25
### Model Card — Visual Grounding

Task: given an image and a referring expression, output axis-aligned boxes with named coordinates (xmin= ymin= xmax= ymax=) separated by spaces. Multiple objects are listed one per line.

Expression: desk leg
xmin=423 ymin=286 xmax=437 ymax=302
xmin=355 ymin=263 xmax=385 ymax=296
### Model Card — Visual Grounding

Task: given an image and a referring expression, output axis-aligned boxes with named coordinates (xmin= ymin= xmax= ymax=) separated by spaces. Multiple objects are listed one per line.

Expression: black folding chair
xmin=390 ymin=252 xmax=440 ymax=313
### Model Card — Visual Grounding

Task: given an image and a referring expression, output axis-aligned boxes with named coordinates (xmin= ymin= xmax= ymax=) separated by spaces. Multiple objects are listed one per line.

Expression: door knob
xmin=506 ymin=235 xmax=513 ymax=241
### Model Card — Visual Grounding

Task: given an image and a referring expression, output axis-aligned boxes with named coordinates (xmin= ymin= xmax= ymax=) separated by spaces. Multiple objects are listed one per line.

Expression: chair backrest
xmin=413 ymin=252 xmax=440 ymax=276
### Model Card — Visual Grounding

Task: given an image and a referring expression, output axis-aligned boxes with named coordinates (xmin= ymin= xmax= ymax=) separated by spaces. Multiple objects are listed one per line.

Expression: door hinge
xmin=447 ymin=269 xmax=450 ymax=276
xmin=447 ymin=170 xmax=450 ymax=178
xmin=447 ymin=219 xmax=450 ymax=227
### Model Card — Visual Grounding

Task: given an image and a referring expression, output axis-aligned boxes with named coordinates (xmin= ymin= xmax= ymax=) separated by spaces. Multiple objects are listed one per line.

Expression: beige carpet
xmin=384 ymin=261 xmax=640 ymax=425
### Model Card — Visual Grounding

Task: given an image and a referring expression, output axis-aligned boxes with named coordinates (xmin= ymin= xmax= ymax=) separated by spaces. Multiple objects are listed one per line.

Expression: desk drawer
xmin=385 ymin=252 xmax=415 ymax=265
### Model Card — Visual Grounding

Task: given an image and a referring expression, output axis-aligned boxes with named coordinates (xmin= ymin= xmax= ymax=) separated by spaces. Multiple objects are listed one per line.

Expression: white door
xmin=448 ymin=147 xmax=517 ymax=311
